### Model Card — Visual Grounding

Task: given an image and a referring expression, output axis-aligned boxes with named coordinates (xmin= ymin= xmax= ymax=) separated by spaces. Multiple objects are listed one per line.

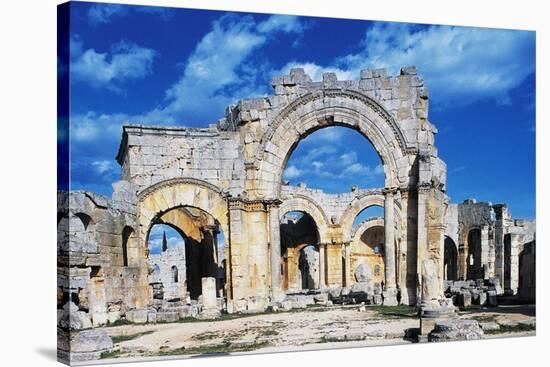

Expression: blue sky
xmin=60 ymin=2 xmax=536 ymax=219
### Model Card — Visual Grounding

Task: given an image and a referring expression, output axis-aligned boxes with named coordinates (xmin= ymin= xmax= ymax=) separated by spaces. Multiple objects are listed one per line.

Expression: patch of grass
xmin=315 ymin=335 xmax=344 ymax=344
xmin=111 ymin=330 xmax=154 ymax=344
xmin=191 ymin=331 xmax=224 ymax=341
xmin=289 ymin=305 xmax=332 ymax=314
xmin=257 ymin=328 xmax=279 ymax=337
xmin=369 ymin=305 xmax=416 ymax=318
xmin=485 ymin=323 xmax=536 ymax=335
xmin=470 ymin=315 xmax=497 ymax=323
xmin=100 ymin=349 xmax=123 ymax=359
xmin=105 ymin=319 xmax=134 ymax=327
xmin=155 ymin=341 xmax=270 ymax=356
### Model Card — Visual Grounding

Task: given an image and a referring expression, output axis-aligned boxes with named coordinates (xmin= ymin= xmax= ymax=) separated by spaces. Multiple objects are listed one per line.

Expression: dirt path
xmin=102 ymin=305 xmax=417 ymax=358
xmin=97 ymin=304 xmax=535 ymax=362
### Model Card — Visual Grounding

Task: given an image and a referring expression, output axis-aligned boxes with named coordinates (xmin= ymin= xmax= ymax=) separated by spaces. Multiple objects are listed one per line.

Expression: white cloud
xmin=284 ymin=165 xmax=302 ymax=179
xmin=297 ymin=146 xmax=337 ymax=164
xmin=71 ymin=111 xmax=130 ymax=142
xmin=339 ymin=152 xmax=358 ymax=166
xmin=273 ymin=61 xmax=354 ymax=82
xmin=88 ymin=4 xmax=128 ymax=26
xmin=257 ymin=15 xmax=304 ymax=34
xmin=87 ymin=4 xmax=173 ymax=26
xmin=149 ymin=14 xmax=306 ymax=123
xmin=340 ymin=163 xmax=373 ymax=177
xmin=275 ymin=23 xmax=535 ymax=105
xmin=72 ymin=14 xmax=309 ymax=145
xmin=72 ymin=40 xmax=157 ymax=91
xmin=91 ymin=160 xmax=115 ymax=175
xmin=88 ymin=4 xmax=127 ymax=26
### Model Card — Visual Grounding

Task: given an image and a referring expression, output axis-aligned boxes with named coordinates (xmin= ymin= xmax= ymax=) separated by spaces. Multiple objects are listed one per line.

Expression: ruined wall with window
xmin=443 ymin=199 xmax=536 ymax=298
xmin=57 ymin=181 xmax=141 ymax=330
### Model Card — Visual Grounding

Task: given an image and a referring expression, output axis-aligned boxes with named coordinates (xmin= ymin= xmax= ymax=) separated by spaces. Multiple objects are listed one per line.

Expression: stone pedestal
xmin=418 ymin=304 xmax=456 ymax=341
xmin=428 ymin=319 xmax=484 ymax=342
xmin=382 ymin=289 xmax=399 ymax=306
xmin=198 ymin=277 xmax=220 ymax=319
xmin=417 ymin=259 xmax=457 ymax=340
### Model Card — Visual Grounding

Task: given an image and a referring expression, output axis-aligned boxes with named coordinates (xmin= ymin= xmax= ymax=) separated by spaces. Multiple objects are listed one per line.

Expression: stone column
xmin=509 ymin=234 xmax=521 ymax=295
xmin=480 ymin=225 xmax=490 ymax=279
xmin=383 ymin=188 xmax=398 ymax=305
xmin=198 ymin=277 xmax=221 ymax=319
xmin=344 ymin=242 xmax=352 ymax=287
xmin=268 ymin=202 xmax=283 ymax=301
xmin=319 ymin=243 xmax=326 ymax=289
xmin=494 ymin=223 xmax=505 ymax=292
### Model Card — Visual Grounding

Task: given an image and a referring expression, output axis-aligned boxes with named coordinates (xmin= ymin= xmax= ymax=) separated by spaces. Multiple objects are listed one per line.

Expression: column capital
xmin=382 ymin=187 xmax=399 ymax=196
xmin=417 ymin=182 xmax=433 ymax=192
xmin=265 ymin=198 xmax=283 ymax=208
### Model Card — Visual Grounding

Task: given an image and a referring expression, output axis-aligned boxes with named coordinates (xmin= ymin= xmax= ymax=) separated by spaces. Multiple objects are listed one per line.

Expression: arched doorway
xmin=466 ymin=228 xmax=482 ymax=280
xmin=444 ymin=236 xmax=458 ymax=281
xmin=354 ymin=223 xmax=385 ymax=287
xmin=280 ymin=211 xmax=320 ymax=292
xmin=146 ymin=206 xmax=227 ymax=302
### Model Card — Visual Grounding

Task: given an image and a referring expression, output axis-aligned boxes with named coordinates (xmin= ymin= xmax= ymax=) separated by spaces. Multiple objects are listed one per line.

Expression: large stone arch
xmin=279 ymin=196 xmax=331 ymax=243
xmin=251 ymin=90 xmax=415 ymax=199
xmin=137 ymin=178 xmax=229 ymax=247
xmin=339 ymin=192 xmax=402 ymax=242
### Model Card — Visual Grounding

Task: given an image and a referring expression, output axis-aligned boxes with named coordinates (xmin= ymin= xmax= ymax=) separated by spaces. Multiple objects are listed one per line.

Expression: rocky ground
xmin=96 ymin=304 xmax=535 ymax=362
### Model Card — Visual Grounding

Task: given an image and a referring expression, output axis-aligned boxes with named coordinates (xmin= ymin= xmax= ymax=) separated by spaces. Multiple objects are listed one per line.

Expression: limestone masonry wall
xmin=59 ymin=66 xmax=535 ymax=331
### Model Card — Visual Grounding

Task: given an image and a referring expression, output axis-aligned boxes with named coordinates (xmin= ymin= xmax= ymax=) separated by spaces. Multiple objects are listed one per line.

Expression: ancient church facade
xmin=58 ymin=67 xmax=536 ymax=327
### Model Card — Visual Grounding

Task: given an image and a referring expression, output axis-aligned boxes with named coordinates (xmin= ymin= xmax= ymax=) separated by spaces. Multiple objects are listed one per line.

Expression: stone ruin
xmin=443 ymin=199 xmax=536 ymax=306
xmin=58 ymin=67 xmax=536 ymax=361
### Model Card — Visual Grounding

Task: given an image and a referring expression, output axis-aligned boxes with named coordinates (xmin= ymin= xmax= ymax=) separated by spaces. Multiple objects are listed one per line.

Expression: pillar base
xmin=382 ymin=289 xmax=399 ymax=306
xmin=271 ymin=289 xmax=286 ymax=303
xmin=418 ymin=299 xmax=457 ymax=339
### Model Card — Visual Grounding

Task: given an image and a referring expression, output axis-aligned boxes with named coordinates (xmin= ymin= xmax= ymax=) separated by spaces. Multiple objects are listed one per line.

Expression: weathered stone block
xmin=126 ymin=309 xmax=148 ymax=324
xmin=70 ymin=329 xmax=113 ymax=353
xmin=487 ymin=291 xmax=497 ymax=306
xmin=457 ymin=292 xmax=472 ymax=307
xmin=428 ymin=320 xmax=483 ymax=342
xmin=201 ymin=277 xmax=217 ymax=310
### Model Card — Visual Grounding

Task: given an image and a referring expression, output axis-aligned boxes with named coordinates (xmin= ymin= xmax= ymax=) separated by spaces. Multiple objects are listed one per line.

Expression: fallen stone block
xmin=457 ymin=292 xmax=472 ymax=307
xmin=487 ymin=291 xmax=497 ymax=306
xmin=478 ymin=292 xmax=487 ymax=306
xmin=281 ymin=300 xmax=293 ymax=311
xmin=479 ymin=322 xmax=500 ymax=332
xmin=518 ymin=319 xmax=536 ymax=328
xmin=428 ymin=320 xmax=483 ymax=342
xmin=126 ymin=309 xmax=148 ymax=324
xmin=313 ymin=293 xmax=328 ymax=304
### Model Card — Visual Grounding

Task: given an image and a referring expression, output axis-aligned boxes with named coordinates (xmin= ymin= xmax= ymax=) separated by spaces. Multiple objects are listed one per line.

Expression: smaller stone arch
xmin=339 ymin=192 xmax=401 ymax=242
xmin=350 ymin=218 xmax=385 ymax=286
xmin=279 ymin=196 xmax=331 ymax=243
xmin=444 ymin=236 xmax=458 ymax=281
xmin=138 ymin=178 xmax=229 ymax=247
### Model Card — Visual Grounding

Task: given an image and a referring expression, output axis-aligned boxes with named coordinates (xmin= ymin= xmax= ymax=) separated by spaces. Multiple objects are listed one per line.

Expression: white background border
xmin=0 ymin=0 xmax=546 ymax=366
